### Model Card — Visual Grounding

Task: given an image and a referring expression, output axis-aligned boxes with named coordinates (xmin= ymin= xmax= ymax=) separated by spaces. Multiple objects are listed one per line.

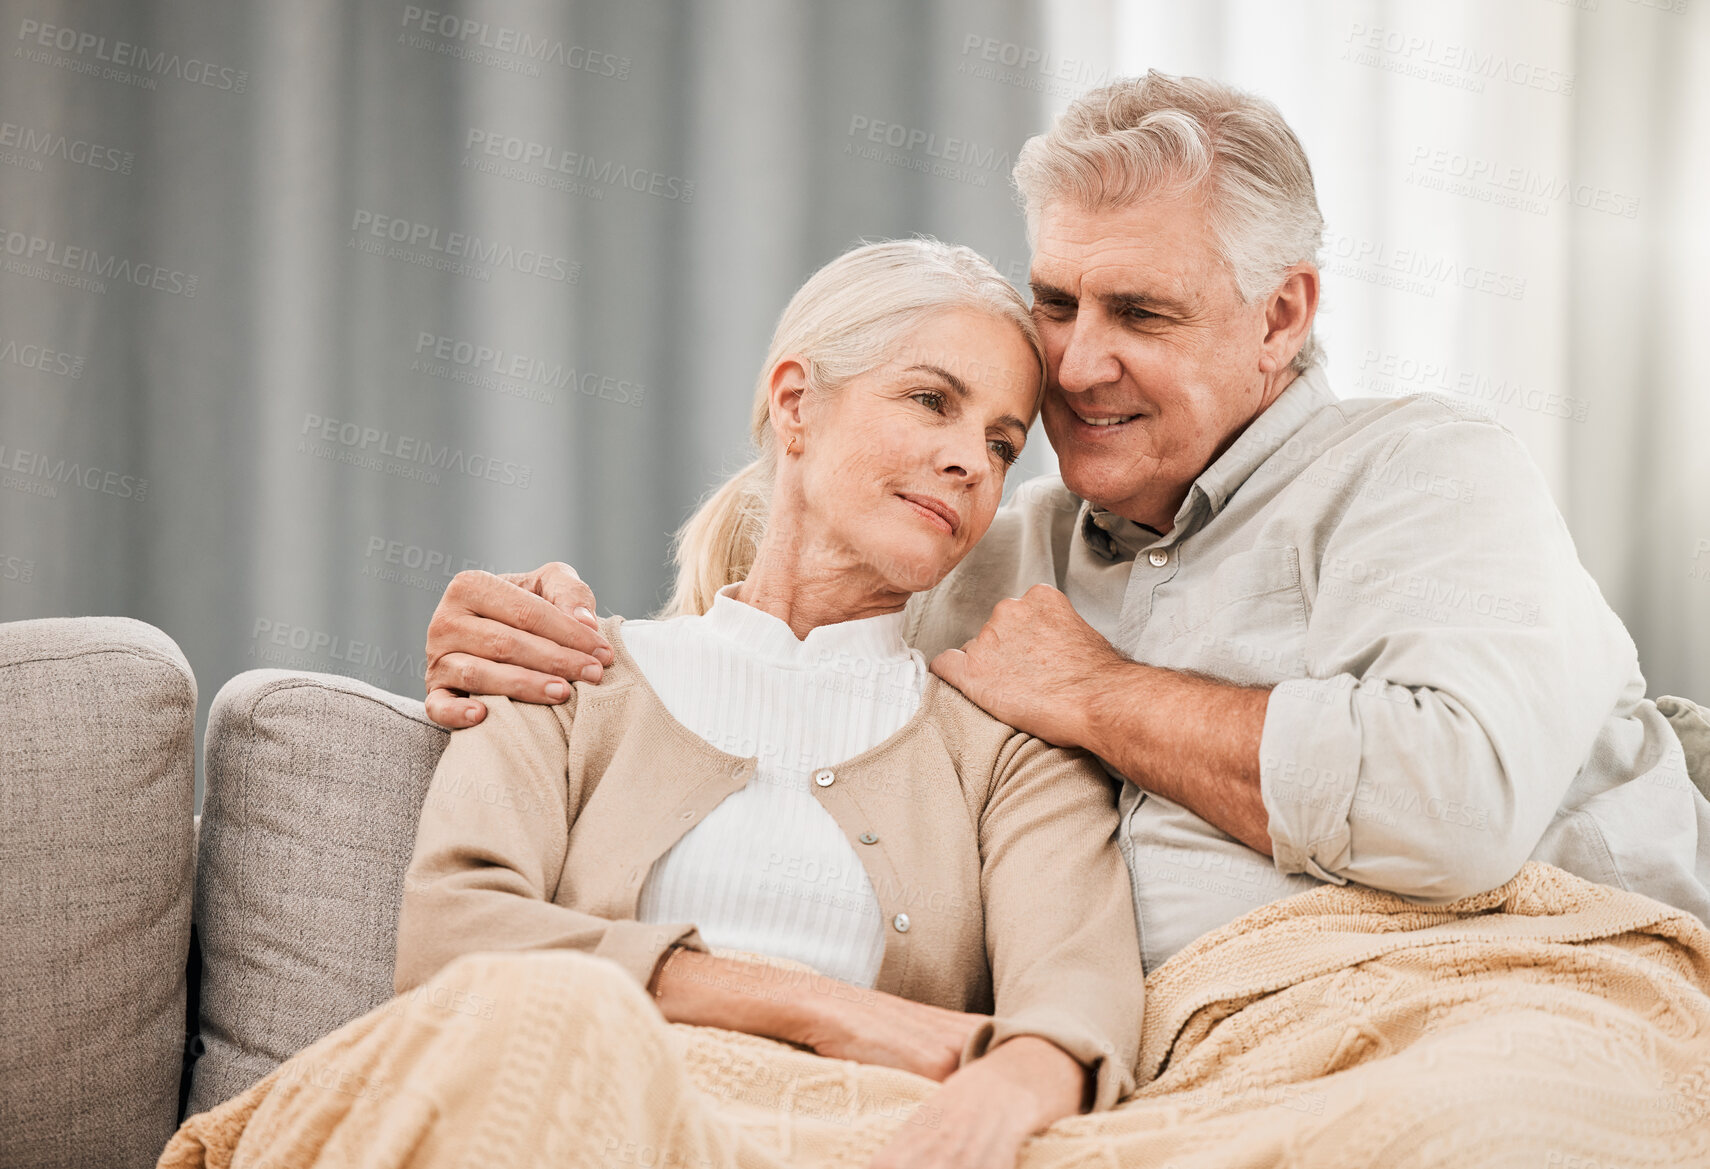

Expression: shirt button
xmin=1148 ymin=549 xmax=1169 ymax=567
xmin=859 ymin=832 xmax=879 ymax=845
xmin=814 ymin=769 xmax=836 ymax=787
xmin=892 ymin=913 xmax=911 ymax=933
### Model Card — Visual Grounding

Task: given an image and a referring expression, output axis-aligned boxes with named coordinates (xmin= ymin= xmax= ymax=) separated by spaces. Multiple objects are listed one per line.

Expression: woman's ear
xmin=768 ymin=357 xmax=810 ymax=450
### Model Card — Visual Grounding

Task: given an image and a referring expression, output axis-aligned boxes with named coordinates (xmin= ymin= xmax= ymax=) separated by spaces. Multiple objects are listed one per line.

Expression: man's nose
xmin=1055 ymin=313 xmax=1122 ymax=394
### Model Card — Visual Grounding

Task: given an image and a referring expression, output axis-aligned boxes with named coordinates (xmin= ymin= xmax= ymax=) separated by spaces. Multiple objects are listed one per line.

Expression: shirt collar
xmin=1076 ymin=363 xmax=1336 ymax=558
xmin=703 ymin=581 xmax=913 ymax=669
xmin=1190 ymin=362 xmax=1336 ymax=518
xmin=1080 ymin=506 xmax=1159 ymax=562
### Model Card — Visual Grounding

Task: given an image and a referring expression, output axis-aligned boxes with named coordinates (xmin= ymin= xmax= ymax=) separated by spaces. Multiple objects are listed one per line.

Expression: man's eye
xmin=989 ymin=438 xmax=1020 ymax=466
xmin=911 ymin=390 xmax=947 ymax=412
xmin=1034 ymin=297 xmax=1074 ymax=315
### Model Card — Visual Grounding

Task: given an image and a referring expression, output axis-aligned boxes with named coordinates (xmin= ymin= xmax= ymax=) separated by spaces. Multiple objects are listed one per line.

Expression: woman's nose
xmin=936 ymin=427 xmax=986 ymax=482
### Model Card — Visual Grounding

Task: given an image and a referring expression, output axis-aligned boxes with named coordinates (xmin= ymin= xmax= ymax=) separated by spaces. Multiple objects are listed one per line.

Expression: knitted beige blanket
xmin=160 ymin=862 xmax=1710 ymax=1168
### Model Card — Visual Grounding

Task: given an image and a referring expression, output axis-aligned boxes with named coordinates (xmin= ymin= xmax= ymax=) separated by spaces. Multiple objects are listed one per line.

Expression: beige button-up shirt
xmin=906 ymin=363 xmax=1710 ymax=975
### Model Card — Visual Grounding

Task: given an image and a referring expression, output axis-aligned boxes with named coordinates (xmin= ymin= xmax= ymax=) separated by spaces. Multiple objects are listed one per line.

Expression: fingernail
xmin=545 ymin=681 xmax=569 ymax=700
xmin=580 ymin=664 xmax=602 ymax=683
xmin=464 ymin=704 xmax=482 ymax=721
xmin=573 ymin=606 xmax=595 ymax=625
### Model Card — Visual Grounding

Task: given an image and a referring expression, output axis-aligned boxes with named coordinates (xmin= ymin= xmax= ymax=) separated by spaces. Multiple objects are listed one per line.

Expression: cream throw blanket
xmin=160 ymin=862 xmax=1710 ymax=1168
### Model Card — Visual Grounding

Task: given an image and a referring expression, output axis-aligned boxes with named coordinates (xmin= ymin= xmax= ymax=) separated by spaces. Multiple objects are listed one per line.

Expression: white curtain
xmin=1041 ymin=0 xmax=1710 ymax=701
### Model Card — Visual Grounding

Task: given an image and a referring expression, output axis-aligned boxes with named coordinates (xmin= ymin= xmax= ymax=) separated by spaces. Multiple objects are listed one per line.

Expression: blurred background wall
xmin=1 ymin=0 xmax=1705 ymax=806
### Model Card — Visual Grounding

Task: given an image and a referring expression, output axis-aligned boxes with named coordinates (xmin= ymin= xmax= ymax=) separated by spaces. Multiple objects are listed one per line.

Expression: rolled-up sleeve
xmin=964 ymin=733 xmax=1143 ymax=1111
xmin=394 ymin=692 xmax=704 ymax=994
xmin=1259 ymin=419 xmax=1639 ymax=903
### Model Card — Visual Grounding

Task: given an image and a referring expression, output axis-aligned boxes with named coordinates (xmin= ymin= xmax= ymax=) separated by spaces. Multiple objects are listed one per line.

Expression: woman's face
xmin=778 ymin=308 xmax=1043 ymax=595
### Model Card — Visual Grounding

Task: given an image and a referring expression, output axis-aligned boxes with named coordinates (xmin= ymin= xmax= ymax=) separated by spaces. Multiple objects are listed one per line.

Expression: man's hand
xmin=928 ymin=584 xmax=1124 ymax=748
xmin=423 ymin=563 xmax=613 ymax=730
xmin=931 ymin=583 xmax=1276 ymax=856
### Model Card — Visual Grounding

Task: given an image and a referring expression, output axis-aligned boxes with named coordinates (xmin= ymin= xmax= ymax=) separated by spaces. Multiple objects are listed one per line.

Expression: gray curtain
xmin=0 ymin=0 xmax=1046 ymax=805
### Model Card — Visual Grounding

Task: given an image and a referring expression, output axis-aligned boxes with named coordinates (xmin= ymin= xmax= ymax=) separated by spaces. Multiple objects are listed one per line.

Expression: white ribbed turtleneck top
xmin=623 ymin=582 xmax=926 ymax=987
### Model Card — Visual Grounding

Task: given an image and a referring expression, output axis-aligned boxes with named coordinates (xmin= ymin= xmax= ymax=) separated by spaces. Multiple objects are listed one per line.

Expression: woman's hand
xmin=651 ymin=949 xmax=985 ymax=1083
xmin=791 ymin=984 xmax=988 ymax=1082
xmin=869 ymin=1036 xmax=1089 ymax=1169
xmin=423 ymin=563 xmax=613 ymax=728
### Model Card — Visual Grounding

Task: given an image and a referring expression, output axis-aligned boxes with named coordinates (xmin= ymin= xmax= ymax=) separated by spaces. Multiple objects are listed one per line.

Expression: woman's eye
xmin=911 ymin=390 xmax=947 ymax=412
xmin=989 ymin=438 xmax=1020 ymax=466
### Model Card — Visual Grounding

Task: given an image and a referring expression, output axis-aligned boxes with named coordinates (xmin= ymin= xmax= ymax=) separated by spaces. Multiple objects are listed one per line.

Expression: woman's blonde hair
xmin=663 ymin=238 xmax=1044 ymax=617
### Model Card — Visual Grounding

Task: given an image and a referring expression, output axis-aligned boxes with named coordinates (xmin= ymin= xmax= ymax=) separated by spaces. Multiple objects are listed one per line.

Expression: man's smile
xmin=1071 ymin=409 xmax=1142 ymax=428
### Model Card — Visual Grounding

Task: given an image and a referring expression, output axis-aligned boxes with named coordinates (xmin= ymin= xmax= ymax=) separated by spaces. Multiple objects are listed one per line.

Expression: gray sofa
xmin=4 ymin=615 xmax=1710 ymax=1169
xmin=1 ymin=617 xmax=448 ymax=1169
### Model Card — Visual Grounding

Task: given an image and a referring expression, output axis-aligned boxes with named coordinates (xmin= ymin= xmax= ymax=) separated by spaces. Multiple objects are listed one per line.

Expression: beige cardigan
xmin=395 ymin=615 xmax=1144 ymax=1109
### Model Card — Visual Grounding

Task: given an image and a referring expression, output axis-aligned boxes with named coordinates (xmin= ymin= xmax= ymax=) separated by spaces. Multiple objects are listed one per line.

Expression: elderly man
xmin=420 ymin=71 xmax=1710 ymax=976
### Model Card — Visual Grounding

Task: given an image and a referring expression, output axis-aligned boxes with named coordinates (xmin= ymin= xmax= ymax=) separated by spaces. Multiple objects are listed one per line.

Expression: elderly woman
xmin=162 ymin=240 xmax=1142 ymax=1169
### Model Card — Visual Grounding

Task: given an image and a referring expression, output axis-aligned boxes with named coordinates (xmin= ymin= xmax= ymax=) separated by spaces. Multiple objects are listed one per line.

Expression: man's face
xmin=1029 ymin=194 xmax=1281 ymax=527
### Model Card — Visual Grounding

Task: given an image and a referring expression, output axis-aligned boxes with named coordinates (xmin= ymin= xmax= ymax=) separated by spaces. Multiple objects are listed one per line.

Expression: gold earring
xmin=785 ymin=436 xmax=798 ymax=455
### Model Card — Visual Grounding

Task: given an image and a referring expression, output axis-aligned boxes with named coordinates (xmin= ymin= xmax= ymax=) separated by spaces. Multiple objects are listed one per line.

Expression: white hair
xmin=1013 ymin=71 xmax=1325 ymax=372
xmin=664 ymin=237 xmax=1044 ymax=617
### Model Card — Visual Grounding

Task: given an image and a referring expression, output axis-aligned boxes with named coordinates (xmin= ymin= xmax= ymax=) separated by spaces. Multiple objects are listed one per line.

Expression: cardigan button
xmin=892 ymin=913 xmax=911 ymax=933
xmin=814 ymin=769 xmax=835 ymax=787
xmin=859 ymin=832 xmax=878 ymax=845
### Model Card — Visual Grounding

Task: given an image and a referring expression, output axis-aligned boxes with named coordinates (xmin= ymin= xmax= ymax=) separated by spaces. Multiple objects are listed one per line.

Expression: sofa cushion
xmin=0 ymin=617 xmax=196 ymax=1169
xmin=186 ymin=669 xmax=448 ymax=1115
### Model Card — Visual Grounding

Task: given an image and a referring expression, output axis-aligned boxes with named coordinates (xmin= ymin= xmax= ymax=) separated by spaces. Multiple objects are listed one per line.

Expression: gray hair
xmin=1013 ymin=71 xmax=1325 ymax=372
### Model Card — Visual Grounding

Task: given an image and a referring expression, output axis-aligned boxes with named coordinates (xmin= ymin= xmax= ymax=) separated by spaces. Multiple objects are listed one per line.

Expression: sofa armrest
xmin=0 ymin=617 xmax=196 ymax=1169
